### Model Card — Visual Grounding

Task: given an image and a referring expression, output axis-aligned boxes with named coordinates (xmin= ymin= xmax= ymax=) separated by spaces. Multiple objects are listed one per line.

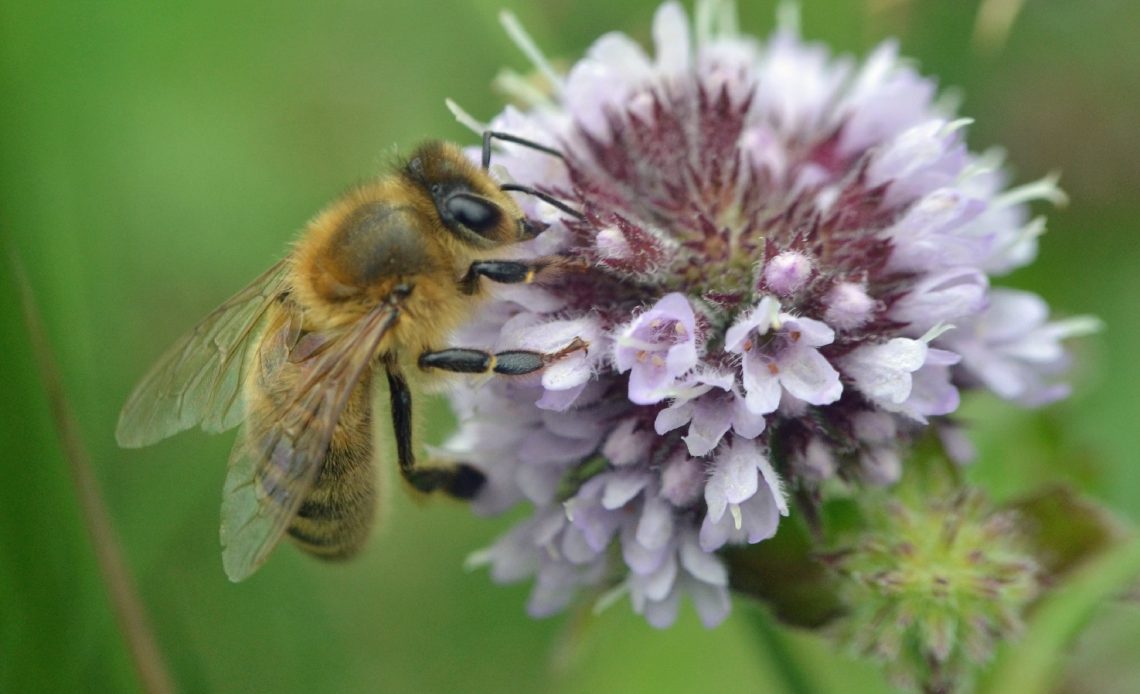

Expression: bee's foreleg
xmin=385 ymin=362 xmax=485 ymax=499
xmin=458 ymin=257 xmax=587 ymax=295
xmin=458 ymin=260 xmax=542 ymax=294
xmin=418 ymin=337 xmax=589 ymax=376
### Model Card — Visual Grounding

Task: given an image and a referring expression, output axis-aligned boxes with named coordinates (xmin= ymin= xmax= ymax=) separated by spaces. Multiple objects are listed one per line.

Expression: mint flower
xmin=445 ymin=0 xmax=1095 ymax=627
xmin=614 ymin=293 xmax=699 ymax=404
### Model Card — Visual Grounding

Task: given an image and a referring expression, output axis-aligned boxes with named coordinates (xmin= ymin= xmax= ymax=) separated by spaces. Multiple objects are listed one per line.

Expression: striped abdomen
xmin=284 ymin=381 xmax=377 ymax=559
xmin=248 ymin=320 xmax=379 ymax=561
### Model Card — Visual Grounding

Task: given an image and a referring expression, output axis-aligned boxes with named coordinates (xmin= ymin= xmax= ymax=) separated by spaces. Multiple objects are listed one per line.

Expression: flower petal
xmin=777 ymin=344 xmax=842 ymax=405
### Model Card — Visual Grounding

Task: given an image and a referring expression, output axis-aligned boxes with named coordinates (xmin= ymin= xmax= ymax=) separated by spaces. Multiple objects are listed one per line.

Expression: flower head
xmin=446 ymin=1 xmax=1093 ymax=627
xmin=831 ymin=487 xmax=1040 ymax=692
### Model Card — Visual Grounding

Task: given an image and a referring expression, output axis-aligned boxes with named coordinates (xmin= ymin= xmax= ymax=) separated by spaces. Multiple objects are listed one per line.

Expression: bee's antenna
xmin=482 ymin=130 xmax=567 ymax=170
xmin=499 ymin=183 xmax=585 ymax=220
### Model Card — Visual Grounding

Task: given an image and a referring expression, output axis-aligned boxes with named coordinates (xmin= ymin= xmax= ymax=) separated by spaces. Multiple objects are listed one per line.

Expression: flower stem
xmin=746 ymin=607 xmax=817 ymax=694
xmin=12 ymin=250 xmax=175 ymax=694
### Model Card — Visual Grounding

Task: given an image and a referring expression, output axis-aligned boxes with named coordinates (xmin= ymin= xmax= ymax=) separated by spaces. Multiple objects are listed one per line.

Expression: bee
xmin=117 ymin=133 xmax=585 ymax=582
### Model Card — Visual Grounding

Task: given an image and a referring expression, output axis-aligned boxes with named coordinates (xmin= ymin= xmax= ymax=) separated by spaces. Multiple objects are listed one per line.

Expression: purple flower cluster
xmin=444 ymin=1 xmax=1097 ymax=627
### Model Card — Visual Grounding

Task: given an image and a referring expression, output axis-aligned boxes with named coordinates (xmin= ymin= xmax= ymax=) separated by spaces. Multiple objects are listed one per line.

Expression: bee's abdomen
xmin=288 ymin=420 xmax=375 ymax=559
xmin=283 ymin=411 xmax=377 ymax=560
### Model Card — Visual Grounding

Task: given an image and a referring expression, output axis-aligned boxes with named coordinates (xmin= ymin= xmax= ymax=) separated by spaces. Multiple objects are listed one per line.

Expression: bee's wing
xmin=116 ymin=260 xmax=292 ymax=448
xmin=219 ymin=303 xmax=398 ymax=582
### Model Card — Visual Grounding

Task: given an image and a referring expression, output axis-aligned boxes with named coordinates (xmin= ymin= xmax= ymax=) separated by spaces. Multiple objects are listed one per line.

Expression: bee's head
xmin=403 ymin=141 xmax=538 ymax=248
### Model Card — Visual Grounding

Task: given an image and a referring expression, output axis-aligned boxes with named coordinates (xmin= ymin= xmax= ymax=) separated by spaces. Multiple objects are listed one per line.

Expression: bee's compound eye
xmin=445 ymin=193 xmax=501 ymax=235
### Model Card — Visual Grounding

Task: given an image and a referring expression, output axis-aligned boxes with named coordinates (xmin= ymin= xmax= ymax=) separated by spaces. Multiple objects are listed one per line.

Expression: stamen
xmin=995 ymin=216 xmax=1047 ymax=259
xmin=730 ymin=503 xmax=743 ymax=530
xmin=463 ymin=548 xmax=493 ymax=572
xmin=995 ymin=172 xmax=1068 ymax=208
xmin=499 ymin=11 xmax=564 ymax=94
xmin=445 ymin=98 xmax=488 ymax=135
xmin=563 ymin=498 xmax=578 ymax=522
xmin=493 ymin=68 xmax=554 ymax=108
xmin=1046 ymin=315 xmax=1104 ymax=339
xmin=592 ymin=581 xmax=631 ymax=615
xmin=920 ymin=323 xmax=956 ymax=343
xmin=775 ymin=0 xmax=799 ymax=37
xmin=943 ymin=118 xmax=976 ymax=137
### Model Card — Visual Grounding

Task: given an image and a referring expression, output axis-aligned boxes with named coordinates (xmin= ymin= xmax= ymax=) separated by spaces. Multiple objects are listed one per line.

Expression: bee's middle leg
xmin=418 ymin=337 xmax=589 ymax=376
xmin=385 ymin=362 xmax=485 ymax=499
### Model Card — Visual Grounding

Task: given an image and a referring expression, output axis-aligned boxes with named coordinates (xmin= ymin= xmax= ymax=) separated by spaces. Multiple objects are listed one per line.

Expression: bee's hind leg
xmin=384 ymin=362 xmax=485 ymax=499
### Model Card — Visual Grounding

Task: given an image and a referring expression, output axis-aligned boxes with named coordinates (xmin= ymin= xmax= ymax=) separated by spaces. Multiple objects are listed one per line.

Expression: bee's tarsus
xmin=387 ymin=360 xmax=487 ymax=499
xmin=520 ymin=218 xmax=549 ymax=239
xmin=445 ymin=464 xmax=486 ymax=500
xmin=459 ymin=259 xmax=547 ymax=294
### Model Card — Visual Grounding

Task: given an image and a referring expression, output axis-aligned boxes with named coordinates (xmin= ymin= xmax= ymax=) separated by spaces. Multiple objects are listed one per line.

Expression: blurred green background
xmin=2 ymin=1 xmax=1138 ymax=692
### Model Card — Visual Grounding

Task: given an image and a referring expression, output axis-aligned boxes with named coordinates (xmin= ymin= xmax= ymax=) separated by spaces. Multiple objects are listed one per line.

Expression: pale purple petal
xmin=776 ymin=344 xmax=842 ymax=405
xmin=679 ymin=530 xmax=728 ymax=586
xmin=652 ymin=1 xmax=691 ymax=74
xmin=724 ymin=297 xmax=779 ymax=352
xmin=730 ymin=394 xmax=767 ymax=439
xmin=660 ymin=453 xmax=704 ymax=508
xmin=683 ymin=396 xmax=733 ymax=456
xmin=686 ymin=576 xmax=732 ymax=628
xmin=741 ymin=350 xmax=783 ymax=414
xmin=636 ymin=495 xmax=675 ymax=550
xmin=843 ymin=337 xmax=928 ymax=406
xmin=601 ymin=469 xmax=651 ymax=509
xmin=782 ymin=315 xmax=835 ymax=348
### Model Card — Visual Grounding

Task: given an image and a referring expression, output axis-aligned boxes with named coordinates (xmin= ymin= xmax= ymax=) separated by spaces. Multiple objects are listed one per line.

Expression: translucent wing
xmin=116 ymin=260 xmax=292 ymax=448
xmin=219 ymin=303 xmax=398 ymax=582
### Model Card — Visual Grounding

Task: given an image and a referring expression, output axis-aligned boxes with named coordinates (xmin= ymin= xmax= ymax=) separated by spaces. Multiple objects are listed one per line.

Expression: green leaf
xmin=1005 ymin=485 xmax=1128 ymax=580
xmin=981 ymin=535 xmax=1140 ymax=694
xmin=724 ymin=514 xmax=845 ymax=629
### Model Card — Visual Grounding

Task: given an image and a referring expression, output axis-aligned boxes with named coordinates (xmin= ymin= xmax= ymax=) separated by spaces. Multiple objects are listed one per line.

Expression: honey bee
xmin=117 ymin=133 xmax=585 ymax=582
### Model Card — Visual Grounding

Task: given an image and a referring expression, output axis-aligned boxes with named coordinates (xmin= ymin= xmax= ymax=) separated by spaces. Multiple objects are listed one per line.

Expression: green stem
xmin=981 ymin=535 xmax=1140 ymax=694
xmin=12 ymin=251 xmax=176 ymax=694
xmin=748 ymin=607 xmax=817 ymax=694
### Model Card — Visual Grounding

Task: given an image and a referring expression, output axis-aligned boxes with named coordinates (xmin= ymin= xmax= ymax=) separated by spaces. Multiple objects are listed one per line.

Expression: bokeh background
xmin=2 ymin=1 xmax=1137 ymax=692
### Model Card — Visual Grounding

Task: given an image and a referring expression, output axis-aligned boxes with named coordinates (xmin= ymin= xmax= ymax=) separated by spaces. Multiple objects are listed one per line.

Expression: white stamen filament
xmin=996 ymin=216 xmax=1047 ymax=259
xmin=593 ymin=581 xmax=631 ymax=615
xmin=995 ymin=172 xmax=1068 ymax=209
xmin=920 ymin=322 xmax=955 ymax=343
xmin=463 ymin=548 xmax=493 ymax=572
xmin=1046 ymin=315 xmax=1104 ymax=340
xmin=493 ymin=68 xmax=555 ymax=108
xmin=445 ymin=98 xmax=488 ymax=135
xmin=730 ymin=503 xmax=743 ymax=530
xmin=499 ymin=11 xmax=564 ymax=94
xmin=775 ymin=0 xmax=800 ymax=37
